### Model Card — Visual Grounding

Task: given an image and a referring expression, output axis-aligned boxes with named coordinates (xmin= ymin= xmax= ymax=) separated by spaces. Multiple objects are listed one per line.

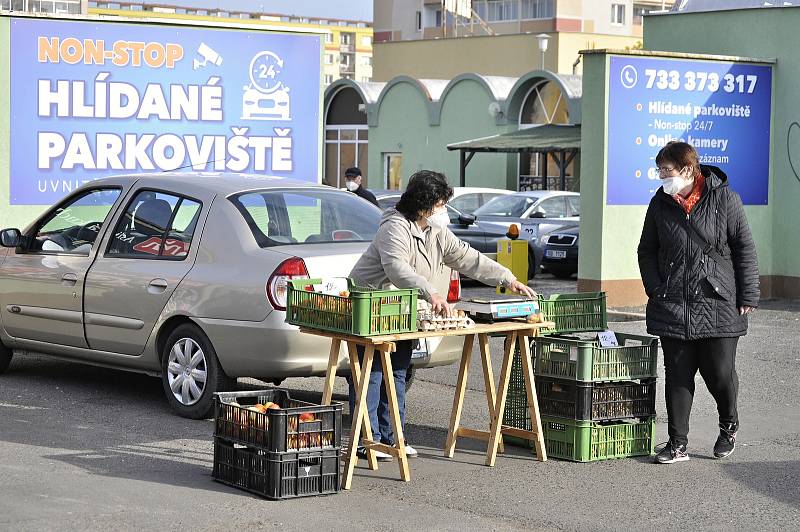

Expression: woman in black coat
xmin=638 ymin=141 xmax=759 ymax=464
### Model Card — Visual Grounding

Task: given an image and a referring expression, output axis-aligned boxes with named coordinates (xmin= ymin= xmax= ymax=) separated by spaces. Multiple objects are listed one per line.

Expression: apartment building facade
xmin=373 ymin=0 xmax=673 ymax=79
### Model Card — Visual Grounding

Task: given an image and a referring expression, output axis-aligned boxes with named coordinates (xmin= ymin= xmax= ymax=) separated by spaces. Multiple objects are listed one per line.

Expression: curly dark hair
xmin=395 ymin=170 xmax=454 ymax=221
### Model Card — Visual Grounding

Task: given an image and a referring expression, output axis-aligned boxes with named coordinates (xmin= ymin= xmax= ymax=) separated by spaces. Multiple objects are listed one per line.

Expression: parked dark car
xmin=540 ymin=225 xmax=579 ymax=279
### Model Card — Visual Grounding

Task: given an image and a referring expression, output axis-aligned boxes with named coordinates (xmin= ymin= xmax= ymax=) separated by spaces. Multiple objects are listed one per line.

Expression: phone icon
xmin=621 ymin=65 xmax=638 ymax=89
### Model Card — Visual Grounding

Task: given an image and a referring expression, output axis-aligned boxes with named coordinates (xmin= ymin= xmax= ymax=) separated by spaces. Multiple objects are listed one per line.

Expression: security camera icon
xmin=194 ymin=43 xmax=223 ymax=70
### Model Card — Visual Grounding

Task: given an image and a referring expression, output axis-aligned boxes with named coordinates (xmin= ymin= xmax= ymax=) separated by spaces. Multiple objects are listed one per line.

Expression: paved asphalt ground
xmin=1 ymin=274 xmax=798 ymax=531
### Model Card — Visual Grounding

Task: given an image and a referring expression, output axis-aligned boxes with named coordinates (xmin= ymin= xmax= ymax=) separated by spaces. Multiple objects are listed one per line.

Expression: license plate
xmin=411 ymin=339 xmax=428 ymax=360
xmin=545 ymin=249 xmax=567 ymax=259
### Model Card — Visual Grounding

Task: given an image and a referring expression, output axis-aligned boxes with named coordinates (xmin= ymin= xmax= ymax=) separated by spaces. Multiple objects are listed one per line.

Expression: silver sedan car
xmin=0 ymin=173 xmax=463 ymax=418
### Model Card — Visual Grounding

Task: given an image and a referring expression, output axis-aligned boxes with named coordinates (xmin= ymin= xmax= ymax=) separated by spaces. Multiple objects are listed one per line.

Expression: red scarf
xmin=673 ymin=172 xmax=705 ymax=214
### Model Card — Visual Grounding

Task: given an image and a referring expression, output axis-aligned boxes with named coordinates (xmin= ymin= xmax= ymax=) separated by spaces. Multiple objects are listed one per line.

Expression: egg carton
xmin=417 ymin=310 xmax=475 ymax=331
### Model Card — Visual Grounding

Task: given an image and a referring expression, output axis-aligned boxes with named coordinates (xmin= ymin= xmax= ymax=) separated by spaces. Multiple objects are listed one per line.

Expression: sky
xmin=153 ymin=0 xmax=373 ymax=21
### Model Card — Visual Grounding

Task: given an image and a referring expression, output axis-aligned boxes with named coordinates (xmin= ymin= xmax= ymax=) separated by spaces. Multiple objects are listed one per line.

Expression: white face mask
xmin=345 ymin=180 xmax=359 ymax=192
xmin=425 ymin=208 xmax=450 ymax=229
xmin=661 ymin=171 xmax=693 ymax=195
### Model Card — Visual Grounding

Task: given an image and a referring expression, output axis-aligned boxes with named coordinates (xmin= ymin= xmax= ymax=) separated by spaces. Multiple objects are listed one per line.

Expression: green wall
xmin=646 ymin=8 xmax=800 ymax=280
xmin=368 ymin=78 xmax=515 ymax=190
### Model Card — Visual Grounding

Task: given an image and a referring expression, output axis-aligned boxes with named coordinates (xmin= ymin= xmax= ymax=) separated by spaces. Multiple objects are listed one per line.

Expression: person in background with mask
xmin=348 ymin=170 xmax=535 ymax=461
xmin=638 ymin=141 xmax=759 ymax=464
xmin=344 ymin=167 xmax=379 ymax=207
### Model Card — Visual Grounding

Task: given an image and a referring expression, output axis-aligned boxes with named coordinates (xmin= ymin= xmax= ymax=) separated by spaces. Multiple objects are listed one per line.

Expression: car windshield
xmin=474 ymin=195 xmax=535 ymax=217
xmin=230 ymin=188 xmax=381 ymax=247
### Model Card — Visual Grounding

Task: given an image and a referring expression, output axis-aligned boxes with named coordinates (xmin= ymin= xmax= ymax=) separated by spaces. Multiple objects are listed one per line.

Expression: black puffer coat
xmin=637 ymin=165 xmax=760 ymax=340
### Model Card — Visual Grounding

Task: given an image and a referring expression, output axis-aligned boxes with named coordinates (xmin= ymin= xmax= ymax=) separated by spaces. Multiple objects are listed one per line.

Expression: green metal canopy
xmin=446 ymin=124 xmax=581 ymax=153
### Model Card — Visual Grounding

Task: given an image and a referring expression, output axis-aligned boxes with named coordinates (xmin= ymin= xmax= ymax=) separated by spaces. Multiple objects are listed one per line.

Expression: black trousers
xmin=660 ymin=336 xmax=740 ymax=446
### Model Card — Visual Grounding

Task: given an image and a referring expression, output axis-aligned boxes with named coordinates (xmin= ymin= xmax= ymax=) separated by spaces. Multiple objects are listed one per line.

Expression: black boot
xmin=713 ymin=422 xmax=738 ymax=459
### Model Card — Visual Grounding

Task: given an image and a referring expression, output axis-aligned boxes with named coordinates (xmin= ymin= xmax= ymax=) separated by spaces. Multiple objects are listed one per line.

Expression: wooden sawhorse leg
xmin=444 ymin=333 xmax=506 ymax=457
xmin=340 ymin=341 xmax=411 ymax=490
xmin=485 ymin=331 xmax=547 ymax=465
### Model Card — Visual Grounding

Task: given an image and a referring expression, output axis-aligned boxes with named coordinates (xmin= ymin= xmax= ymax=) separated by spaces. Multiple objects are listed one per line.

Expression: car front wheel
xmin=0 ymin=341 xmax=12 ymax=375
xmin=161 ymin=323 xmax=235 ymax=419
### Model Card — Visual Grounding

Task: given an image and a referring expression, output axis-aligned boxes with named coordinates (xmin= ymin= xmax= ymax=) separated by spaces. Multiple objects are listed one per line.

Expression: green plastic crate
xmin=537 ymin=292 xmax=607 ymax=334
xmin=503 ymin=391 xmax=655 ymax=461
xmin=535 ymin=417 xmax=656 ymax=462
xmin=286 ymin=278 xmax=417 ymax=336
xmin=534 ymin=332 xmax=659 ymax=382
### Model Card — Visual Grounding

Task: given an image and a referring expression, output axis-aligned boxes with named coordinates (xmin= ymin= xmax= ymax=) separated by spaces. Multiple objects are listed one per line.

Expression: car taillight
xmin=267 ymin=257 xmax=309 ymax=311
xmin=447 ymin=269 xmax=461 ymax=303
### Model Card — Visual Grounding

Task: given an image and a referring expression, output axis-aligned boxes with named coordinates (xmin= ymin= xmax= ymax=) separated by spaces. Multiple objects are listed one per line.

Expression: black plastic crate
xmin=212 ymin=438 xmax=340 ymax=500
xmin=534 ymin=376 xmax=656 ymax=421
xmin=214 ymin=389 xmax=342 ymax=452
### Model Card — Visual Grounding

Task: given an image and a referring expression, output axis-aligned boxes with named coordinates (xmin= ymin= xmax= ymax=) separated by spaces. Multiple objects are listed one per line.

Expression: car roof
xmin=509 ymin=190 xmax=579 ymax=199
xmin=451 ymin=187 xmax=513 ymax=196
xmin=86 ymin=172 xmax=334 ymax=197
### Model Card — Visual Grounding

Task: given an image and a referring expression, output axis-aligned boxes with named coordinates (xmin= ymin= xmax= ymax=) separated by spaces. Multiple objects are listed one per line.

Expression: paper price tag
xmin=597 ymin=330 xmax=619 ymax=347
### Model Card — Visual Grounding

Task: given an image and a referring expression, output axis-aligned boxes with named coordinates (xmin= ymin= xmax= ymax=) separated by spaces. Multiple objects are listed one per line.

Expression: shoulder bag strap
xmin=686 ymin=221 xmax=725 ymax=264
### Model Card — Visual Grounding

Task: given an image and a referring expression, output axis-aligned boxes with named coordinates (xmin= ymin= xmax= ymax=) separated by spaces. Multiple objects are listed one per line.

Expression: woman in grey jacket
xmin=349 ymin=170 xmax=534 ymax=460
xmin=638 ymin=141 xmax=759 ymax=464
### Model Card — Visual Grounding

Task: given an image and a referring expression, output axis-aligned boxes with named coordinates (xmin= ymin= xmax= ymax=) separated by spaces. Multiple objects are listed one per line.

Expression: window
xmin=324 ymin=74 xmax=334 ymax=84
xmin=341 ymin=54 xmax=351 ymax=67
xmin=449 ymin=194 xmax=482 ymax=215
xmin=611 ymin=3 xmax=626 ymax=24
xmin=31 ymin=188 xmax=121 ymax=255
xmin=325 ymin=32 xmax=334 ymax=43
xmin=633 ymin=4 xmax=650 ymax=24
xmin=361 ymin=35 xmax=372 ymax=46
xmin=106 ymin=191 xmax=201 ymax=259
xmin=474 ymin=0 xmax=555 ymax=22
xmin=533 ymin=197 xmax=568 ymax=218
xmin=325 ymin=54 xmax=334 ymax=65
xmin=435 ymin=9 xmax=442 ymax=27
xmin=361 ymin=55 xmax=372 ymax=66
xmin=230 ymin=189 xmax=380 ymax=247
xmin=416 ymin=11 xmax=422 ymax=30
xmin=340 ymin=33 xmax=352 ymax=45
xmin=567 ymin=196 xmax=580 ymax=217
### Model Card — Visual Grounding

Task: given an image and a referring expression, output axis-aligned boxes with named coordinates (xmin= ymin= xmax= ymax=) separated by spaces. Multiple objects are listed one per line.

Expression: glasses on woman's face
xmin=656 ymin=165 xmax=681 ymax=177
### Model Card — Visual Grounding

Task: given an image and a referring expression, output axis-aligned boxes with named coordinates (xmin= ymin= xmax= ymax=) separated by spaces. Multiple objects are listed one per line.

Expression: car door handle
xmin=148 ymin=278 xmax=168 ymax=294
xmin=61 ymin=273 xmax=78 ymax=285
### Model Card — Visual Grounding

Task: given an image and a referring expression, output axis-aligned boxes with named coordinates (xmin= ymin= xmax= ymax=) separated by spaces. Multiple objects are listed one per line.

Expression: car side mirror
xmin=530 ymin=211 xmax=546 ymax=219
xmin=0 ymin=228 xmax=21 ymax=248
xmin=457 ymin=213 xmax=476 ymax=226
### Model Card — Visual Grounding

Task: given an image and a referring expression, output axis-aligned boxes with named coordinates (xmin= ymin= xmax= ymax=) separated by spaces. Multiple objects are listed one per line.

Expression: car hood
xmin=270 ymin=242 xmax=370 ymax=278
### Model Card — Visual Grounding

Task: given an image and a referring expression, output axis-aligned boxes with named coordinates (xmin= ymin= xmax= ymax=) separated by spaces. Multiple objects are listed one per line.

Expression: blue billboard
xmin=10 ymin=17 xmax=321 ymax=205
xmin=607 ymin=55 xmax=772 ymax=205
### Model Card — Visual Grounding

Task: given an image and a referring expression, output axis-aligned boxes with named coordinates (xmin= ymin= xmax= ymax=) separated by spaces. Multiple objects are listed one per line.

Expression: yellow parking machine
xmin=496 ymin=223 xmax=528 ymax=295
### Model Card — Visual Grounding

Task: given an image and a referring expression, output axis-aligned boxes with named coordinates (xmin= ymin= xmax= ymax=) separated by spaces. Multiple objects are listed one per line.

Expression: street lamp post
xmin=537 ymin=33 xmax=550 ymax=70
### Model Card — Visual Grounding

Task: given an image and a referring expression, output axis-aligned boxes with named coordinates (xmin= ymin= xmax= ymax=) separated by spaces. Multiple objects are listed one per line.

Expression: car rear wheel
xmin=549 ymin=267 xmax=577 ymax=279
xmin=0 ymin=341 xmax=12 ymax=375
xmin=161 ymin=323 xmax=235 ymax=419
xmin=527 ymin=249 xmax=538 ymax=280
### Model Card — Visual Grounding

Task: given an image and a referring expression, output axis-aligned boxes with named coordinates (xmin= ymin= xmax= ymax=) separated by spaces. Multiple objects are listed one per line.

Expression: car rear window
xmin=474 ymin=195 xmax=534 ymax=217
xmin=231 ymin=188 xmax=381 ymax=247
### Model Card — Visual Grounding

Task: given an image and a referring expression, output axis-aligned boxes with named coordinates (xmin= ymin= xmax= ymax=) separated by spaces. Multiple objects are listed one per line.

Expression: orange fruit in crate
xmin=339 ymin=290 xmax=350 ymax=298
xmin=299 ymin=412 xmax=315 ymax=422
xmin=267 ymin=403 xmax=281 ymax=410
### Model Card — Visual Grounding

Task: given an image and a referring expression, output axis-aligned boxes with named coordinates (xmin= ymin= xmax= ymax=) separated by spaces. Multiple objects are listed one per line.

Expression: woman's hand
xmin=739 ymin=306 xmax=755 ymax=316
xmin=508 ymin=280 xmax=538 ymax=299
xmin=430 ymin=293 xmax=454 ymax=317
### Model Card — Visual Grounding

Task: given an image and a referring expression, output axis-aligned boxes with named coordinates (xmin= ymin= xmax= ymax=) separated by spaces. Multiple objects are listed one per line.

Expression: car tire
xmin=550 ymin=268 xmax=577 ymax=280
xmin=161 ymin=323 xmax=235 ymax=419
xmin=405 ymin=366 xmax=416 ymax=391
xmin=527 ymin=249 xmax=538 ymax=280
xmin=0 ymin=341 xmax=12 ymax=375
